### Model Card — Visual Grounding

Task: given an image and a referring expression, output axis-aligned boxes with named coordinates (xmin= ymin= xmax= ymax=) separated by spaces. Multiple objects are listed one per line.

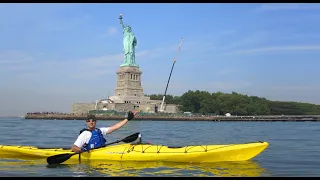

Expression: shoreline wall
xmin=24 ymin=114 xmax=320 ymax=121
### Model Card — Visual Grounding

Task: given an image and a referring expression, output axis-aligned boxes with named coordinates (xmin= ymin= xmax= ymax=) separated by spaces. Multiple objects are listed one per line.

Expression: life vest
xmin=79 ymin=128 xmax=106 ymax=151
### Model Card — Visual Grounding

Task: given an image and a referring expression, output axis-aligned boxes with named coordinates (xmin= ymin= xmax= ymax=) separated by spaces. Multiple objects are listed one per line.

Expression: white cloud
xmin=257 ymin=85 xmax=320 ymax=105
xmin=102 ymin=27 xmax=118 ymax=37
xmin=269 ymin=85 xmax=320 ymax=92
xmin=206 ymin=81 xmax=253 ymax=92
xmin=143 ymin=82 xmax=189 ymax=95
xmin=221 ymin=32 xmax=269 ymax=51
xmin=219 ymin=30 xmax=237 ymax=36
xmin=2 ymin=42 xmax=177 ymax=82
xmin=0 ymin=50 xmax=34 ymax=65
xmin=180 ymin=60 xmax=207 ymax=66
xmin=217 ymin=68 xmax=238 ymax=76
xmin=256 ymin=3 xmax=320 ymax=12
xmin=0 ymin=51 xmax=124 ymax=86
xmin=143 ymin=81 xmax=254 ymax=96
xmin=135 ymin=50 xmax=150 ymax=57
xmin=107 ymin=27 xmax=117 ymax=35
xmin=29 ymin=53 xmax=124 ymax=80
xmin=221 ymin=45 xmax=320 ymax=56
xmin=44 ymin=14 xmax=92 ymax=32
xmin=0 ymin=87 xmax=95 ymax=116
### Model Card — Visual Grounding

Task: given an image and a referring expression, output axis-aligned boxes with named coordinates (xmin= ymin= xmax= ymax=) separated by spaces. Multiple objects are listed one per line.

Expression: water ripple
xmin=0 ymin=118 xmax=319 ymax=176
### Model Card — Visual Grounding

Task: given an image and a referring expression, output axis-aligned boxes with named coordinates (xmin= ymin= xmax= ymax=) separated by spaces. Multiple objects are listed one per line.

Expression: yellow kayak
xmin=0 ymin=141 xmax=268 ymax=163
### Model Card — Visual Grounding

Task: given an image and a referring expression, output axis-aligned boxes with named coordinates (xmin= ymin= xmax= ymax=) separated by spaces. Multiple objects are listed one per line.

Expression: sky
xmin=1 ymin=3 xmax=320 ymax=116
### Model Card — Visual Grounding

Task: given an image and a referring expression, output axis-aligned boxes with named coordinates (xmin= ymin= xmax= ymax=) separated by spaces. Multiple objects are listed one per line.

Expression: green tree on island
xmin=146 ymin=90 xmax=320 ymax=115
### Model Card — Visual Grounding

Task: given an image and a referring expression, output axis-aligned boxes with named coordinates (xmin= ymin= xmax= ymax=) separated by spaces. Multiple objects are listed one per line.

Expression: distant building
xmin=72 ymin=65 xmax=179 ymax=114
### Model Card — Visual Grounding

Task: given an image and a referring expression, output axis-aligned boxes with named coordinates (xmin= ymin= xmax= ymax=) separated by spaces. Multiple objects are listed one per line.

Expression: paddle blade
xmin=121 ymin=132 xmax=140 ymax=143
xmin=47 ymin=153 xmax=75 ymax=165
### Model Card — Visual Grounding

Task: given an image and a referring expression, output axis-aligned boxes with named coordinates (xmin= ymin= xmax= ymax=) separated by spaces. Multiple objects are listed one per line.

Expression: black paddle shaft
xmin=46 ymin=132 xmax=140 ymax=165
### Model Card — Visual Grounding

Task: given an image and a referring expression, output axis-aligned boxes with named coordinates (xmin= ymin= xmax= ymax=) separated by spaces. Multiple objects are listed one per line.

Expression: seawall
xmin=24 ymin=114 xmax=320 ymax=121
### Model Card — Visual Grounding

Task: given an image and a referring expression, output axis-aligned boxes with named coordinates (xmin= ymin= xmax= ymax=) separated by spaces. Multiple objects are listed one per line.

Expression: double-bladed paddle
xmin=46 ymin=132 xmax=140 ymax=165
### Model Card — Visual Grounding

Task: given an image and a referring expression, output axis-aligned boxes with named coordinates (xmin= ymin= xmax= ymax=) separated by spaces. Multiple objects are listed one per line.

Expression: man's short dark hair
xmin=87 ymin=114 xmax=96 ymax=120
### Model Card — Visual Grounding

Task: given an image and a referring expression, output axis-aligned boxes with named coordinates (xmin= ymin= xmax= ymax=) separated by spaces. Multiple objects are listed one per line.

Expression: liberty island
xmin=23 ymin=15 xmax=320 ymax=121
xmin=70 ymin=14 xmax=179 ymax=115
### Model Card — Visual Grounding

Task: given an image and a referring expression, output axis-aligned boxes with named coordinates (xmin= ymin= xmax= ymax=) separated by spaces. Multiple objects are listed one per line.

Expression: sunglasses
xmin=86 ymin=119 xmax=96 ymax=122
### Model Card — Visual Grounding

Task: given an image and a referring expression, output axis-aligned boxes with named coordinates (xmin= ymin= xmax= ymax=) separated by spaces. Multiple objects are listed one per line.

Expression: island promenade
xmin=24 ymin=112 xmax=320 ymax=122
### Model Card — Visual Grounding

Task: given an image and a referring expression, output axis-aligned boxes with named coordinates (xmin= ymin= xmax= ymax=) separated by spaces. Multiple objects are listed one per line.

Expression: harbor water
xmin=0 ymin=117 xmax=319 ymax=177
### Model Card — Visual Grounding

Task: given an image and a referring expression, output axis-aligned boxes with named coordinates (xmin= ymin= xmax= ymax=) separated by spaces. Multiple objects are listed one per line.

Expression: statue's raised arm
xmin=119 ymin=14 xmax=125 ymax=29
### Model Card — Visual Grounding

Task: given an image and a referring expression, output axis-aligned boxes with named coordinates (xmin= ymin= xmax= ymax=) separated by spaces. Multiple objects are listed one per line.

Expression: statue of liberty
xmin=119 ymin=14 xmax=138 ymax=67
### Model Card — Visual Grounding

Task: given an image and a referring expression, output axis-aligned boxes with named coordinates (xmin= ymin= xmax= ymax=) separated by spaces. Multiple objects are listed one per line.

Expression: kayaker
xmin=71 ymin=110 xmax=137 ymax=153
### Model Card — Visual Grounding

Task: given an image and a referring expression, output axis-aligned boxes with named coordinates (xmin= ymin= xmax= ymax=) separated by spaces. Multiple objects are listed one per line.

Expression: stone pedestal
xmin=114 ymin=66 xmax=144 ymax=97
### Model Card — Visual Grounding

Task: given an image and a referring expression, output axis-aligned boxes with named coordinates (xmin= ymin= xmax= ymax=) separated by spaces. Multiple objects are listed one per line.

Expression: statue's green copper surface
xmin=119 ymin=14 xmax=138 ymax=67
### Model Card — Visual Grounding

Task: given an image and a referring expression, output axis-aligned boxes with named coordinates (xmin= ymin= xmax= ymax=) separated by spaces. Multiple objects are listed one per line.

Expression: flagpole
xmin=159 ymin=38 xmax=184 ymax=112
